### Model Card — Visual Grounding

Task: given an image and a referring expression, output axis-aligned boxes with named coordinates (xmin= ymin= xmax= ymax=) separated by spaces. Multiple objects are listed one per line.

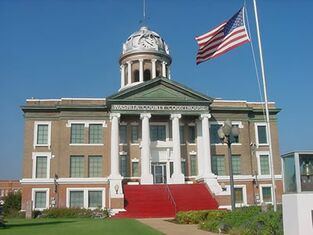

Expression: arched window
xmin=144 ymin=69 xmax=151 ymax=81
xmin=134 ymin=70 xmax=139 ymax=82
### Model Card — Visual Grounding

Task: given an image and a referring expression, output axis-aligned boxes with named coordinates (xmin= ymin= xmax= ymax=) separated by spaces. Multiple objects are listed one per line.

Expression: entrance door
xmin=152 ymin=163 xmax=167 ymax=184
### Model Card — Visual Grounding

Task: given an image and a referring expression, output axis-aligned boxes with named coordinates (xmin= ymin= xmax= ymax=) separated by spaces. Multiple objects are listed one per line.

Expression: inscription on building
xmin=112 ymin=104 xmax=208 ymax=112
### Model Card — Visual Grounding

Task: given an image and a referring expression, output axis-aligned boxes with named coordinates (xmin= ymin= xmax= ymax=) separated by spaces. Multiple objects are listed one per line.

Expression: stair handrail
xmin=166 ymin=184 xmax=177 ymax=214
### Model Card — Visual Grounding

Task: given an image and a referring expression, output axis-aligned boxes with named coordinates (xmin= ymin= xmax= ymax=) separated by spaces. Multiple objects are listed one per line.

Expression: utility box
xmin=281 ymin=151 xmax=313 ymax=235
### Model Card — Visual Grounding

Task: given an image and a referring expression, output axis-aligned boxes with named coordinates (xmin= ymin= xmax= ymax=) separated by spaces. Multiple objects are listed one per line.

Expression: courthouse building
xmin=20 ymin=26 xmax=282 ymax=213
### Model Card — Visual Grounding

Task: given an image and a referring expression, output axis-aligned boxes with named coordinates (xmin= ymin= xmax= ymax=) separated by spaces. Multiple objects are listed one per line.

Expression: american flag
xmin=195 ymin=7 xmax=250 ymax=64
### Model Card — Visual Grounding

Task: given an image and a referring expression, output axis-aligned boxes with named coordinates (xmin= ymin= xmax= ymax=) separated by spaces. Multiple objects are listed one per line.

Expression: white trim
xmin=58 ymin=177 xmax=109 ymax=184
xmin=32 ymin=152 xmax=52 ymax=179
xmin=32 ymin=188 xmax=50 ymax=210
xmin=20 ymin=177 xmax=109 ymax=185
xmin=234 ymin=185 xmax=247 ymax=207
xmin=66 ymin=187 xmax=106 ymax=209
xmin=150 ymin=122 xmax=170 ymax=142
xmin=259 ymin=184 xmax=273 ymax=204
xmin=26 ymin=98 xmax=106 ymax=102
xmin=217 ymin=174 xmax=282 ymax=181
xmin=256 ymin=151 xmax=271 ymax=176
xmin=66 ymin=120 xmax=107 ymax=128
xmin=69 ymin=144 xmax=104 ymax=146
xmin=255 ymin=122 xmax=269 ymax=146
xmin=33 ymin=121 xmax=51 ymax=149
xmin=131 ymin=158 xmax=139 ymax=162
xmin=20 ymin=178 xmax=54 ymax=184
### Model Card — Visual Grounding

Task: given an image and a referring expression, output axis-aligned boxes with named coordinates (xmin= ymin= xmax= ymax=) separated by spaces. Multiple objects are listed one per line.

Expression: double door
xmin=151 ymin=163 xmax=167 ymax=184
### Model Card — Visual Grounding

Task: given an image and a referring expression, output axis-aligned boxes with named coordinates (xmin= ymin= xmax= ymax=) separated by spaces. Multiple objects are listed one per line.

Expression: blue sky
xmin=0 ymin=0 xmax=312 ymax=179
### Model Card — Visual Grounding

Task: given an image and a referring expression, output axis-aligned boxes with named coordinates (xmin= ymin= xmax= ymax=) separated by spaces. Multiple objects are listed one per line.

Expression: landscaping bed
xmin=175 ymin=206 xmax=283 ymax=235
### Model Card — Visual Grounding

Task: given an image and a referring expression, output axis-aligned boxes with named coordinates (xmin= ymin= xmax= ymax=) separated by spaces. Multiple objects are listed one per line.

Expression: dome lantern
xmin=119 ymin=26 xmax=172 ymax=91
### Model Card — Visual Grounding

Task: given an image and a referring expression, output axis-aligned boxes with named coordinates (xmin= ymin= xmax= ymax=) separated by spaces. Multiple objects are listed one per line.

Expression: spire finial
xmin=139 ymin=0 xmax=149 ymax=26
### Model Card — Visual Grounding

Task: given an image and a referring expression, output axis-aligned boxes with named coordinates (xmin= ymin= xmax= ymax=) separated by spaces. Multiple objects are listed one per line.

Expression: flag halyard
xmin=196 ymin=7 xmax=250 ymax=64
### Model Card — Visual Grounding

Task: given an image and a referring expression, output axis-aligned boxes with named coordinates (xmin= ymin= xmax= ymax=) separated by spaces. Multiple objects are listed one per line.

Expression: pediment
xmin=107 ymin=77 xmax=213 ymax=104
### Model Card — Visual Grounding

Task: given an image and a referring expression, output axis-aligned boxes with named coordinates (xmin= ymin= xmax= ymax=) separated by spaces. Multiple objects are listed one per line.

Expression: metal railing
xmin=165 ymin=184 xmax=177 ymax=214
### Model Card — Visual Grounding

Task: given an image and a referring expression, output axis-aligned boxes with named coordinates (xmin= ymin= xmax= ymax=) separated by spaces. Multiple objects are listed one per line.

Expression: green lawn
xmin=0 ymin=218 xmax=164 ymax=235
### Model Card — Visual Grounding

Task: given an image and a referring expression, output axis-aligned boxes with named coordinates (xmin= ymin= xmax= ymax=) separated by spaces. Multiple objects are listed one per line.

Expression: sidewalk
xmin=138 ymin=218 xmax=218 ymax=235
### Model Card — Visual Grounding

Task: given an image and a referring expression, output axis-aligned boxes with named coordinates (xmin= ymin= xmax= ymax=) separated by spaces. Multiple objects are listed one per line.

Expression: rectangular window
xmin=119 ymin=125 xmax=127 ymax=144
xmin=234 ymin=188 xmax=244 ymax=203
xmin=37 ymin=124 xmax=49 ymax=145
xmin=119 ymin=155 xmax=128 ymax=177
xmin=210 ymin=124 xmax=222 ymax=144
xmin=70 ymin=156 xmax=84 ymax=177
xmin=212 ymin=155 xmax=225 ymax=175
xmin=131 ymin=161 xmax=139 ymax=177
xmin=261 ymin=186 xmax=272 ymax=203
xmin=88 ymin=156 xmax=102 ymax=177
xmin=188 ymin=126 xmax=196 ymax=143
xmin=131 ymin=125 xmax=139 ymax=143
xmin=69 ymin=191 xmax=84 ymax=208
xmin=88 ymin=191 xmax=102 ymax=208
xmin=181 ymin=161 xmax=186 ymax=175
xmin=230 ymin=124 xmax=240 ymax=143
xmin=180 ymin=126 xmax=185 ymax=144
xmin=260 ymin=154 xmax=270 ymax=175
xmin=35 ymin=191 xmax=47 ymax=209
xmin=190 ymin=155 xmax=197 ymax=176
xmin=150 ymin=125 xmax=166 ymax=141
xmin=232 ymin=155 xmax=241 ymax=175
xmin=257 ymin=124 xmax=268 ymax=145
xmin=71 ymin=124 xmax=85 ymax=144
xmin=36 ymin=156 xmax=47 ymax=178
xmin=89 ymin=124 xmax=102 ymax=144
xmin=170 ymin=162 xmax=174 ymax=177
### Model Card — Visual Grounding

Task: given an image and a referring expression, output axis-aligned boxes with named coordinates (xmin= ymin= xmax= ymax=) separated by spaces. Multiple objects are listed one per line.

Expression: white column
xmin=168 ymin=66 xmax=171 ymax=80
xmin=127 ymin=61 xmax=132 ymax=84
xmin=200 ymin=113 xmax=214 ymax=177
xmin=120 ymin=65 xmax=125 ymax=88
xmin=170 ymin=114 xmax=185 ymax=184
xmin=109 ymin=113 xmax=123 ymax=198
xmin=140 ymin=113 xmax=153 ymax=184
xmin=139 ymin=59 xmax=144 ymax=83
xmin=162 ymin=61 xmax=167 ymax=77
xmin=151 ymin=59 xmax=157 ymax=78
xmin=196 ymin=120 xmax=203 ymax=178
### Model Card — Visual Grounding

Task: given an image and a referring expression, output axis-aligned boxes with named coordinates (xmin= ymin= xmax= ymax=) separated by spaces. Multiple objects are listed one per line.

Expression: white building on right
xmin=281 ymin=151 xmax=313 ymax=235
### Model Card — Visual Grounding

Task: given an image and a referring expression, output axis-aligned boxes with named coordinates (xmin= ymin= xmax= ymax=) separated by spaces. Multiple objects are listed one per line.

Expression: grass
xmin=0 ymin=218 xmax=164 ymax=235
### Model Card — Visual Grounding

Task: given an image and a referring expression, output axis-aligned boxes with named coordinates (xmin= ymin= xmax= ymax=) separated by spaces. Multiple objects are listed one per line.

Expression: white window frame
xmin=233 ymin=185 xmax=247 ymax=207
xmin=66 ymin=120 xmax=106 ymax=146
xmin=187 ymin=123 xmax=196 ymax=145
xmin=130 ymin=122 xmax=139 ymax=145
xmin=255 ymin=122 xmax=269 ymax=146
xmin=256 ymin=151 xmax=271 ymax=176
xmin=189 ymin=153 xmax=198 ymax=177
xmin=210 ymin=121 xmax=243 ymax=145
xmin=66 ymin=188 xmax=106 ymax=209
xmin=33 ymin=121 xmax=51 ymax=148
xmin=131 ymin=158 xmax=140 ymax=177
xmin=32 ymin=152 xmax=52 ymax=179
xmin=150 ymin=122 xmax=170 ymax=142
xmin=32 ymin=188 xmax=50 ymax=210
xmin=259 ymin=184 xmax=273 ymax=204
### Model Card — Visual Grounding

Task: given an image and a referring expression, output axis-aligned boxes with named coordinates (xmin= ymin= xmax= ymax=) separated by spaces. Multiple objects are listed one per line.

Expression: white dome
xmin=122 ymin=26 xmax=170 ymax=55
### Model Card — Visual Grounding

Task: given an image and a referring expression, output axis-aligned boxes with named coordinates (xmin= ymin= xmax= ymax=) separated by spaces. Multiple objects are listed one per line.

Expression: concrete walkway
xmin=138 ymin=218 xmax=218 ymax=235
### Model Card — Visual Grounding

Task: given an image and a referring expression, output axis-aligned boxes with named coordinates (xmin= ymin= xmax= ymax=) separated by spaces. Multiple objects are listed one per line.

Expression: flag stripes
xmin=195 ymin=7 xmax=250 ymax=64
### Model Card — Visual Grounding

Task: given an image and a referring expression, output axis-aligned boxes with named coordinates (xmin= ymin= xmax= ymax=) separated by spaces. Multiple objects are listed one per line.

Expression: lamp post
xmin=218 ymin=120 xmax=239 ymax=211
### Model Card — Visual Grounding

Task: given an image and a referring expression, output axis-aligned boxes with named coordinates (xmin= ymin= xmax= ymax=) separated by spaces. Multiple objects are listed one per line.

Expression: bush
xmin=177 ymin=206 xmax=283 ymax=235
xmin=175 ymin=210 xmax=227 ymax=224
xmin=41 ymin=208 xmax=110 ymax=218
xmin=2 ymin=191 xmax=21 ymax=217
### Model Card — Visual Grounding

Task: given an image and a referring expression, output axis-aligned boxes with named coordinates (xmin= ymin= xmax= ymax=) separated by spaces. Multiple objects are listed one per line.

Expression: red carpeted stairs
xmin=113 ymin=183 xmax=218 ymax=218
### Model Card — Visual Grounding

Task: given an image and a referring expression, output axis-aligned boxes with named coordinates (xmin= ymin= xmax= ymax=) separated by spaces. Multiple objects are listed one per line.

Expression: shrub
xmin=175 ymin=210 xmax=227 ymax=224
xmin=41 ymin=208 xmax=110 ymax=218
xmin=2 ymin=191 xmax=21 ymax=217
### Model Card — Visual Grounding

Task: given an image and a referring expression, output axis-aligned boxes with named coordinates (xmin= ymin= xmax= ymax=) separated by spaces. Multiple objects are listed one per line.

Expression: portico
xmin=107 ymin=77 xmax=221 ymax=193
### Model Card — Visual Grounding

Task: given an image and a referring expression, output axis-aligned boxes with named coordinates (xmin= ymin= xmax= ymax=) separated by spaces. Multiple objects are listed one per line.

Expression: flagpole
xmin=252 ymin=0 xmax=277 ymax=211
